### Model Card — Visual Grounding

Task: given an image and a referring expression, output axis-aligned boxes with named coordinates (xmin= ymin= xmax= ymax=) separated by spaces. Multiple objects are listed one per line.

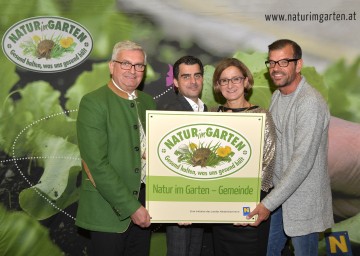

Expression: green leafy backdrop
xmin=0 ymin=0 xmax=359 ymax=255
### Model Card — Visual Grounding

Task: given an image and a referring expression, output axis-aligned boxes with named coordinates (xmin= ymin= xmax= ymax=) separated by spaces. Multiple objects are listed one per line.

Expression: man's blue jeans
xmin=266 ymin=206 xmax=319 ymax=256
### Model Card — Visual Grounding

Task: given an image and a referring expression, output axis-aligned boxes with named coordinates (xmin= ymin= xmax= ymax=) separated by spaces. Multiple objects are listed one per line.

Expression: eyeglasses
xmin=113 ymin=60 xmax=146 ymax=72
xmin=265 ymin=58 xmax=299 ymax=68
xmin=218 ymin=76 xmax=245 ymax=86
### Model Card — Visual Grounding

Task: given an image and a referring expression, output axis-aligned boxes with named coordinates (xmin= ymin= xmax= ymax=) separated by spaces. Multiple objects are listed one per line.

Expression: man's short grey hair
xmin=111 ymin=40 xmax=147 ymax=64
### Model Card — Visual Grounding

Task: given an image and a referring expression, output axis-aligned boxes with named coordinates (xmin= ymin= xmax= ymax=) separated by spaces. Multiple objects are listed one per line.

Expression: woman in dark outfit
xmin=211 ymin=58 xmax=276 ymax=256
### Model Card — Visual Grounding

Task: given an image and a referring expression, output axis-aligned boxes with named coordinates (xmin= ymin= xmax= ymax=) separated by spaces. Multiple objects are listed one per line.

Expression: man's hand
xmin=247 ymin=203 xmax=270 ymax=227
xmin=177 ymin=222 xmax=192 ymax=226
xmin=233 ymin=223 xmax=249 ymax=226
xmin=130 ymin=206 xmax=151 ymax=228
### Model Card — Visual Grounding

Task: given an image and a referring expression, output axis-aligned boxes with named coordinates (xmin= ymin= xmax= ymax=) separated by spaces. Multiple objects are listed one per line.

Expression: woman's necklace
xmin=221 ymin=102 xmax=253 ymax=112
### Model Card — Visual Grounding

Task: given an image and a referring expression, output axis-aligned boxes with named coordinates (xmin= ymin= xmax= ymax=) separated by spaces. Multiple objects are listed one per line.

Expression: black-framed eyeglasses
xmin=113 ymin=60 xmax=146 ymax=72
xmin=265 ymin=58 xmax=299 ymax=68
xmin=218 ymin=76 xmax=245 ymax=86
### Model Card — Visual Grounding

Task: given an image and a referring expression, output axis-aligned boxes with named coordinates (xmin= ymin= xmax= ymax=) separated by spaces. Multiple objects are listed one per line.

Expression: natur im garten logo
xmin=2 ymin=16 xmax=93 ymax=73
xmin=158 ymin=124 xmax=252 ymax=179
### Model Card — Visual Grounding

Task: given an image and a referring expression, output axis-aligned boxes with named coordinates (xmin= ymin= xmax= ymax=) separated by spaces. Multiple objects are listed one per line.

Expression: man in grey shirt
xmin=247 ymin=39 xmax=333 ymax=256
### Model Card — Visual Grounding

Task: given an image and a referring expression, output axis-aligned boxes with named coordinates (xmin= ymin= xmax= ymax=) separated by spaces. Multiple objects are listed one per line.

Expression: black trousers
xmin=90 ymin=184 xmax=151 ymax=256
xmin=212 ymin=190 xmax=271 ymax=256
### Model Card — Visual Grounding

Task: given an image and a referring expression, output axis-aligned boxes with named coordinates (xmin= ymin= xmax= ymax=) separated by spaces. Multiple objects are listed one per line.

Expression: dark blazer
xmin=157 ymin=93 xmax=208 ymax=112
xmin=156 ymin=92 xmax=207 ymax=256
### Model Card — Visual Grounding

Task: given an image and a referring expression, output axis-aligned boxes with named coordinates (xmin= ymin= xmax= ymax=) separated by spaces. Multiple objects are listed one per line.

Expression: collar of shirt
xmin=112 ymin=79 xmax=137 ymax=100
xmin=184 ymin=96 xmax=205 ymax=112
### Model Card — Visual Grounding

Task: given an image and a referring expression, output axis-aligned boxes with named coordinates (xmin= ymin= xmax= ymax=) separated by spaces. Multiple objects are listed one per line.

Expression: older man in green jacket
xmin=76 ymin=40 xmax=156 ymax=256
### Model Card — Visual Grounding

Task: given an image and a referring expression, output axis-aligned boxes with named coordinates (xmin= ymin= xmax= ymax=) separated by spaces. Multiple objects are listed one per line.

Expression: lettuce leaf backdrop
xmin=1 ymin=0 xmax=359 ymax=255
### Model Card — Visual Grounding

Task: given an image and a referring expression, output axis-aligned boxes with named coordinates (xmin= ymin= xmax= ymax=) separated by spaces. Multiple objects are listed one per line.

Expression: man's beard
xmin=271 ymin=71 xmax=292 ymax=88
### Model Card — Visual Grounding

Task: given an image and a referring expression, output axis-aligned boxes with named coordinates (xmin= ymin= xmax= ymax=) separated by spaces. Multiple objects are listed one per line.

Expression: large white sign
xmin=146 ymin=111 xmax=266 ymax=223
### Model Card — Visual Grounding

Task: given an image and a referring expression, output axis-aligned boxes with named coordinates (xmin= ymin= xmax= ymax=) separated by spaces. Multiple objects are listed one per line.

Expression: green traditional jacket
xmin=75 ymin=84 xmax=156 ymax=232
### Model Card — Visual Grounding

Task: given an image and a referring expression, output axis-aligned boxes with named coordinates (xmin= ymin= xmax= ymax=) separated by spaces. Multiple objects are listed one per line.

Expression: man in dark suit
xmin=159 ymin=56 xmax=208 ymax=112
xmin=158 ymin=56 xmax=207 ymax=256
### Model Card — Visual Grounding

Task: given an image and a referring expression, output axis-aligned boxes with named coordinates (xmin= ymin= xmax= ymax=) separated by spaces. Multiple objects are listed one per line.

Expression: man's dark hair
xmin=268 ymin=39 xmax=302 ymax=59
xmin=173 ymin=56 xmax=204 ymax=80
